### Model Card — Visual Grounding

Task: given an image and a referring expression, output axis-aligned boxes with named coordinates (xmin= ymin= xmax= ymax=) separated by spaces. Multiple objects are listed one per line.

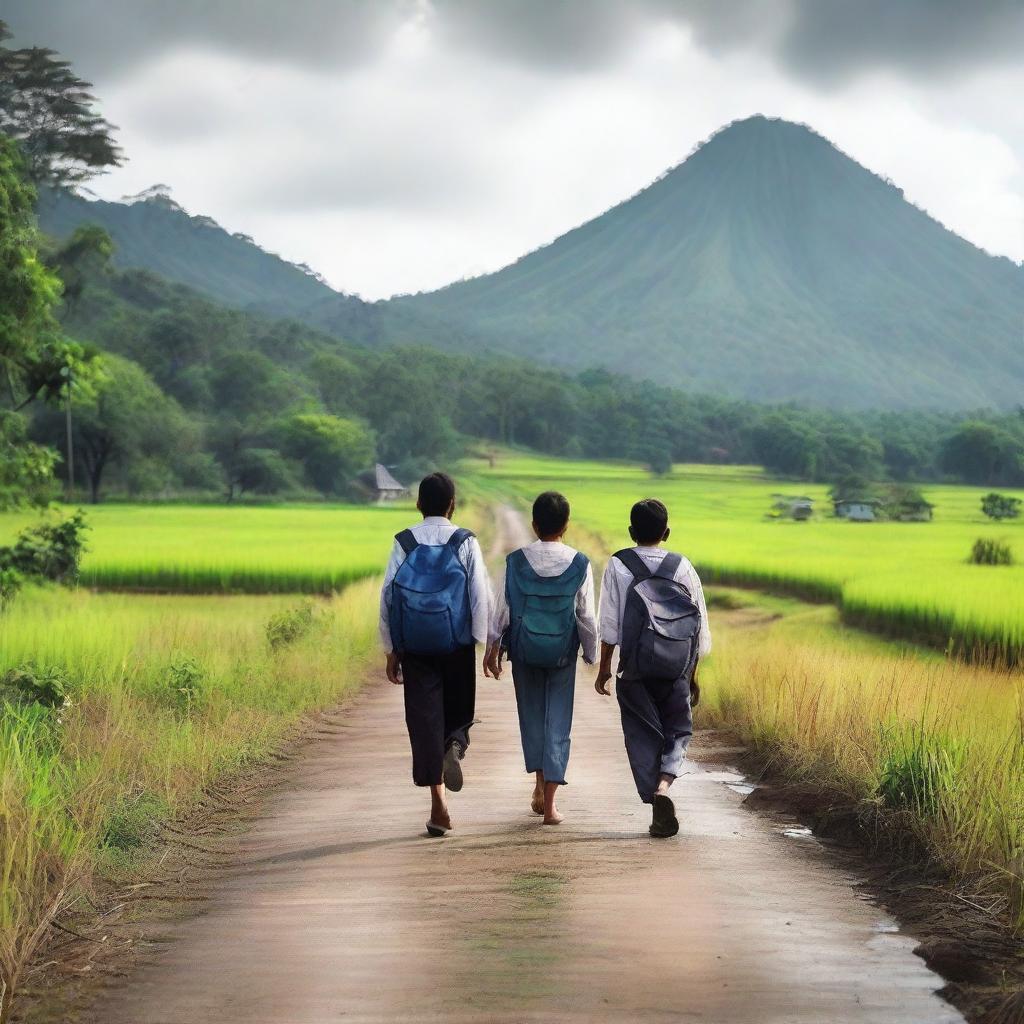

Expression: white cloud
xmin=58 ymin=4 xmax=1024 ymax=298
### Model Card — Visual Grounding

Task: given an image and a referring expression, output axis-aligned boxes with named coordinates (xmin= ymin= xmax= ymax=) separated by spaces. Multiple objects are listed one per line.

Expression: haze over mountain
xmin=39 ymin=117 xmax=1024 ymax=411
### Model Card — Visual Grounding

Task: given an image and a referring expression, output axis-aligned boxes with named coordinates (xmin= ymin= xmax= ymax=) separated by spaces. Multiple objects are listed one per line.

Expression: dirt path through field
xmin=90 ymin=506 xmax=962 ymax=1024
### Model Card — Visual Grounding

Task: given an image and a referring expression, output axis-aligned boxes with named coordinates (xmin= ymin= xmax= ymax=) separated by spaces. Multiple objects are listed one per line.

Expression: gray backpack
xmin=614 ymin=549 xmax=701 ymax=682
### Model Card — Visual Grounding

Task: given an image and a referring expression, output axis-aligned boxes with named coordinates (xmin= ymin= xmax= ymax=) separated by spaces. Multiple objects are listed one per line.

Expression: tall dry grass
xmin=703 ymin=620 xmax=1024 ymax=921
xmin=0 ymin=580 xmax=381 ymax=1022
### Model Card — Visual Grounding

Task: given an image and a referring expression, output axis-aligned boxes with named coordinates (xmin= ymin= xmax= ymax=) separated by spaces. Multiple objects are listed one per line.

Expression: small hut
xmin=789 ymin=498 xmax=814 ymax=521
xmin=834 ymin=499 xmax=879 ymax=522
xmin=374 ymin=464 xmax=407 ymax=504
xmin=770 ymin=495 xmax=814 ymax=521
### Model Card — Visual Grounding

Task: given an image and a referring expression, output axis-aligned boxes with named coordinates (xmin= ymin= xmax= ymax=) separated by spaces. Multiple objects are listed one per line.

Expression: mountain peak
xmin=387 ymin=117 xmax=1024 ymax=410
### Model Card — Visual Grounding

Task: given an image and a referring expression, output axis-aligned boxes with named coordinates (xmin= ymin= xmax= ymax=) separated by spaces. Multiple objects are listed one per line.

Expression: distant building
xmin=834 ymin=499 xmax=879 ymax=522
xmin=374 ymin=464 xmax=407 ymax=503
xmin=770 ymin=495 xmax=814 ymax=520
xmin=789 ymin=498 xmax=814 ymax=521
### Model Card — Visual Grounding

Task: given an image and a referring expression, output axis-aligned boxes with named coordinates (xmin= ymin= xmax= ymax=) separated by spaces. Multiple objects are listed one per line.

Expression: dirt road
xmin=90 ymin=510 xmax=962 ymax=1024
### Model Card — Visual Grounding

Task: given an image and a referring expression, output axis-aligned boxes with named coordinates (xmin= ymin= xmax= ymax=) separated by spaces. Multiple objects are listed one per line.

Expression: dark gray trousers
xmin=616 ymin=675 xmax=693 ymax=804
xmin=400 ymin=644 xmax=476 ymax=787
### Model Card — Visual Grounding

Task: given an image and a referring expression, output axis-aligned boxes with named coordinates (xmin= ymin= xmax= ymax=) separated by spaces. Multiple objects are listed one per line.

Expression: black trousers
xmin=400 ymin=644 xmax=476 ymax=787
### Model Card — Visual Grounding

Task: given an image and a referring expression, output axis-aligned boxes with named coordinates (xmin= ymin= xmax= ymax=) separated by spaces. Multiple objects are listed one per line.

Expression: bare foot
xmin=531 ymin=792 xmax=545 ymax=816
xmin=431 ymin=807 xmax=452 ymax=830
xmin=543 ymin=809 xmax=564 ymax=825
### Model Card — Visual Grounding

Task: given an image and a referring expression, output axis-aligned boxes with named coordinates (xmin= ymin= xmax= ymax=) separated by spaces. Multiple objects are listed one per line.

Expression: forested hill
xmin=38 ymin=118 xmax=1024 ymax=412
xmin=378 ymin=116 xmax=1024 ymax=410
xmin=36 ymin=186 xmax=374 ymax=326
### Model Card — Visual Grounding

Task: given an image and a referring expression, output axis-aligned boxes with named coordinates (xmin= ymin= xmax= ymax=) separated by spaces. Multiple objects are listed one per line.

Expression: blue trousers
xmin=616 ymin=675 xmax=693 ymax=804
xmin=511 ymin=659 xmax=577 ymax=786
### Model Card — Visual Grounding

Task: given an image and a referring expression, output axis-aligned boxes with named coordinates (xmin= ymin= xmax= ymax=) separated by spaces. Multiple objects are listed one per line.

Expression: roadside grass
xmin=0 ymin=581 xmax=380 ymax=1021
xmin=701 ymin=595 xmax=1024 ymax=926
xmin=465 ymin=453 xmax=1024 ymax=664
xmin=0 ymin=504 xmax=414 ymax=594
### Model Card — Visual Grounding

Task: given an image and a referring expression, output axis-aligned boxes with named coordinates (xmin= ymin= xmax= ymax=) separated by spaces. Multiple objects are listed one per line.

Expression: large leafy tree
xmin=0 ymin=133 xmax=95 ymax=506
xmin=280 ymin=413 xmax=375 ymax=496
xmin=0 ymin=20 xmax=123 ymax=188
xmin=33 ymin=354 xmax=193 ymax=503
xmin=942 ymin=422 xmax=1024 ymax=486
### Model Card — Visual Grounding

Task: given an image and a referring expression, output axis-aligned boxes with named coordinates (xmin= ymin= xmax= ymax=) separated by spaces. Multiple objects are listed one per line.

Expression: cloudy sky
xmin=7 ymin=0 xmax=1024 ymax=299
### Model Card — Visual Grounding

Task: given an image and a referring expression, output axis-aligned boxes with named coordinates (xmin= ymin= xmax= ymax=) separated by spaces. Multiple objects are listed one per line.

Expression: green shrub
xmin=0 ymin=511 xmax=89 ymax=584
xmin=878 ymin=725 xmax=967 ymax=818
xmin=0 ymin=662 xmax=70 ymax=709
xmin=981 ymin=492 xmax=1022 ymax=521
xmin=161 ymin=655 xmax=205 ymax=712
xmin=0 ymin=568 xmax=22 ymax=609
xmin=101 ymin=791 xmax=169 ymax=852
xmin=266 ymin=601 xmax=317 ymax=649
xmin=969 ymin=537 xmax=1013 ymax=566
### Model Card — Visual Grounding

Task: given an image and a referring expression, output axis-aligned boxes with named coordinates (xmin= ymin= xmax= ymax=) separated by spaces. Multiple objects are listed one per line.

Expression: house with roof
xmin=834 ymin=499 xmax=880 ymax=522
xmin=373 ymin=464 xmax=407 ymax=504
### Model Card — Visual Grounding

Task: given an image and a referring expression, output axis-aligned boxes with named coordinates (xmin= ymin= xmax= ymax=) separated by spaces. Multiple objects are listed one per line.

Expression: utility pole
xmin=62 ymin=363 xmax=74 ymax=502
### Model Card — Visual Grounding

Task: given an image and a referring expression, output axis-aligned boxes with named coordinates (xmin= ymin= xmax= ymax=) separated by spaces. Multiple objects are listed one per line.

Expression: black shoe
xmin=443 ymin=742 xmax=464 ymax=792
xmin=650 ymin=794 xmax=679 ymax=838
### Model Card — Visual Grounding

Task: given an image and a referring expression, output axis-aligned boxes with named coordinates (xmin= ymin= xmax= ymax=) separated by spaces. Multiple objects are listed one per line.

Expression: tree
xmin=44 ymin=223 xmax=113 ymax=312
xmin=0 ymin=409 xmax=56 ymax=508
xmin=981 ymin=492 xmax=1022 ymax=521
xmin=231 ymin=448 xmax=301 ymax=497
xmin=942 ymin=422 xmax=1024 ymax=486
xmin=51 ymin=355 xmax=191 ymax=502
xmin=0 ymin=21 xmax=123 ymax=188
xmin=280 ymin=413 xmax=374 ymax=496
xmin=751 ymin=412 xmax=821 ymax=478
xmin=0 ymin=133 xmax=96 ymax=505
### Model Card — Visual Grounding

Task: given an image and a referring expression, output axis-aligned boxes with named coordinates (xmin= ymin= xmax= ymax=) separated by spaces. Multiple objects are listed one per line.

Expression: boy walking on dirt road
xmin=595 ymin=498 xmax=710 ymax=837
xmin=484 ymin=491 xmax=598 ymax=825
xmin=380 ymin=472 xmax=492 ymax=836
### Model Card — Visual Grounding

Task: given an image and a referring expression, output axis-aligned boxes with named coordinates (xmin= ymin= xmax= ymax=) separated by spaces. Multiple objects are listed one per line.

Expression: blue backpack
xmin=504 ymin=548 xmax=588 ymax=669
xmin=389 ymin=528 xmax=474 ymax=656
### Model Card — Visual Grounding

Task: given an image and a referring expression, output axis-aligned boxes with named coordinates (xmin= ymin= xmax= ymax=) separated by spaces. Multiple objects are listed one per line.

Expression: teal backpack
xmin=503 ymin=549 xmax=588 ymax=669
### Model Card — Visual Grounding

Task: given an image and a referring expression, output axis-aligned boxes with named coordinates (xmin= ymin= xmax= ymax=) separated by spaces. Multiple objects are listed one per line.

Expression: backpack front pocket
xmin=633 ymin=582 xmax=699 ymax=680
xmin=517 ymin=595 xmax=575 ymax=668
xmin=398 ymin=592 xmax=458 ymax=655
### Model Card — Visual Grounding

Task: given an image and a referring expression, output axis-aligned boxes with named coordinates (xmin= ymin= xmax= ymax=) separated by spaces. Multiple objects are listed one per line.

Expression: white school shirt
xmin=598 ymin=546 xmax=712 ymax=658
xmin=489 ymin=540 xmax=599 ymax=665
xmin=379 ymin=516 xmax=493 ymax=654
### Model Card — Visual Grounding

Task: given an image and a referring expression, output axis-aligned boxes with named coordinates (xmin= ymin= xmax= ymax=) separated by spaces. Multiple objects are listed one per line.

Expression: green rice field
xmin=0 ymin=503 xmax=415 ymax=593
xmin=466 ymin=454 xmax=1024 ymax=665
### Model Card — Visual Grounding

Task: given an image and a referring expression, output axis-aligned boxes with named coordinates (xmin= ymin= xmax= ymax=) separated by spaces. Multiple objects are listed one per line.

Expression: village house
xmin=374 ymin=464 xmax=407 ymax=504
xmin=834 ymin=499 xmax=880 ymax=522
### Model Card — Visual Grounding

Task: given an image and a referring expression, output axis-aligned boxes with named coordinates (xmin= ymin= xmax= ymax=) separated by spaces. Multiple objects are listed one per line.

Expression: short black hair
xmin=418 ymin=472 xmax=456 ymax=516
xmin=630 ymin=498 xmax=669 ymax=545
xmin=533 ymin=491 xmax=570 ymax=537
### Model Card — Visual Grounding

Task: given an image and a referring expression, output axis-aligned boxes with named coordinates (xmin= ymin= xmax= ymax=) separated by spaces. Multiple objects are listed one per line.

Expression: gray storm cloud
xmin=6 ymin=0 xmax=1024 ymax=82
xmin=4 ymin=0 xmax=1022 ymax=297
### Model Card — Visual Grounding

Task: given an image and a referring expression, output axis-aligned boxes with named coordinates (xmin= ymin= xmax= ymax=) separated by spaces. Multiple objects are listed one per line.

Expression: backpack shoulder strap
xmin=566 ymin=551 xmax=589 ymax=587
xmin=446 ymin=527 xmax=474 ymax=551
xmin=395 ymin=529 xmax=418 ymax=555
xmin=613 ymin=548 xmax=651 ymax=582
xmin=655 ymin=552 xmax=683 ymax=581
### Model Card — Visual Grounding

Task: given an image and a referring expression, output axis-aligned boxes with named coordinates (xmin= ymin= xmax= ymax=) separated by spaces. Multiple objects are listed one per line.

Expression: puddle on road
xmin=781 ymin=826 xmax=816 ymax=841
xmin=726 ymin=782 xmax=757 ymax=795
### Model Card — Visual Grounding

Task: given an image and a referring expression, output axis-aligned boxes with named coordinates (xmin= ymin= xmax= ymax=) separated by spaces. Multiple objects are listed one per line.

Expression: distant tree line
xmin=22 ymin=230 xmax=1022 ymax=502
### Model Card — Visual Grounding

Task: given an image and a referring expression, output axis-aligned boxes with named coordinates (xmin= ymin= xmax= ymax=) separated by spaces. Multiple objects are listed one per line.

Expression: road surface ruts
xmin=91 ymin=507 xmax=961 ymax=1024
